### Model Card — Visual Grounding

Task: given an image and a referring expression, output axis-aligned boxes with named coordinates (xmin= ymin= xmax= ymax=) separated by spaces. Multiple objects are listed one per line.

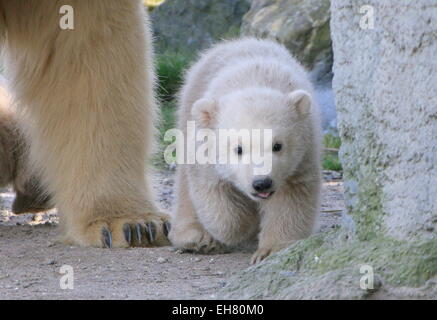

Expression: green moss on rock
xmin=220 ymin=229 xmax=437 ymax=299
xmin=353 ymin=169 xmax=384 ymax=241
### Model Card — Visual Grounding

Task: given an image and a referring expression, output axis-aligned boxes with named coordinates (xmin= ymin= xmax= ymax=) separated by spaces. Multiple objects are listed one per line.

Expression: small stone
xmin=331 ymin=171 xmax=342 ymax=180
xmin=32 ymin=214 xmax=43 ymax=222
xmin=162 ymin=178 xmax=173 ymax=186
xmin=157 ymin=257 xmax=168 ymax=264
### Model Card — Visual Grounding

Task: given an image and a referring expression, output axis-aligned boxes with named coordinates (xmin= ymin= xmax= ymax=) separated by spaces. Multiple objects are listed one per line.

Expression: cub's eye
xmin=236 ymin=145 xmax=243 ymax=155
xmin=273 ymin=143 xmax=282 ymax=152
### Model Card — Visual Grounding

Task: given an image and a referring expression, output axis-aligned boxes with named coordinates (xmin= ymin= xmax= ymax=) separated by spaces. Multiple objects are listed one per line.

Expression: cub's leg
xmin=169 ymin=167 xmax=226 ymax=253
xmin=253 ymin=180 xmax=320 ymax=264
xmin=1 ymin=0 xmax=169 ymax=247
xmin=170 ymin=167 xmax=260 ymax=253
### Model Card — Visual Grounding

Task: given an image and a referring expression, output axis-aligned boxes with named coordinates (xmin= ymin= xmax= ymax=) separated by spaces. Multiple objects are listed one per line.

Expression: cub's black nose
xmin=252 ymin=178 xmax=273 ymax=192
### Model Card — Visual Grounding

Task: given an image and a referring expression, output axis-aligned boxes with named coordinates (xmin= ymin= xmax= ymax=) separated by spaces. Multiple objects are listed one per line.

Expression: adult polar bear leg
xmin=0 ymin=0 xmax=169 ymax=247
xmin=253 ymin=180 xmax=321 ymax=264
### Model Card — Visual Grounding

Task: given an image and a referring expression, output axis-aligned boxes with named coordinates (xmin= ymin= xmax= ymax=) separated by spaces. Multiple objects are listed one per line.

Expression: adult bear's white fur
xmin=0 ymin=0 xmax=169 ymax=247
xmin=0 ymin=75 xmax=52 ymax=214
xmin=169 ymin=38 xmax=322 ymax=263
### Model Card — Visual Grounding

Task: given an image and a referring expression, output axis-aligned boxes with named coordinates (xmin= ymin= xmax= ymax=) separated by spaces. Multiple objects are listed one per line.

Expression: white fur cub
xmin=169 ymin=38 xmax=322 ymax=263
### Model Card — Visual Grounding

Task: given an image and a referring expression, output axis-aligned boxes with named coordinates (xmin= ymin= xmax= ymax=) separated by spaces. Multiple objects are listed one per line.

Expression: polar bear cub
xmin=169 ymin=38 xmax=322 ymax=263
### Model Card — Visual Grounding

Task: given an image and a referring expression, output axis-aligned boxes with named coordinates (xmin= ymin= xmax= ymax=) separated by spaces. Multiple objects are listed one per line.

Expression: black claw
xmin=163 ymin=222 xmax=171 ymax=237
xmin=123 ymin=224 xmax=132 ymax=244
xmin=145 ymin=222 xmax=157 ymax=243
xmin=135 ymin=224 xmax=142 ymax=243
xmin=101 ymin=228 xmax=112 ymax=248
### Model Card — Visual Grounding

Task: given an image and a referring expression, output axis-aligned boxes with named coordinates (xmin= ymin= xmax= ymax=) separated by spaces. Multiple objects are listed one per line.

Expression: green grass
xmin=322 ymin=133 xmax=342 ymax=171
xmin=322 ymin=154 xmax=342 ymax=171
xmin=153 ymin=100 xmax=177 ymax=169
xmin=153 ymin=51 xmax=192 ymax=168
xmin=158 ymin=100 xmax=177 ymax=139
xmin=323 ymin=133 xmax=341 ymax=149
xmin=156 ymin=52 xmax=192 ymax=102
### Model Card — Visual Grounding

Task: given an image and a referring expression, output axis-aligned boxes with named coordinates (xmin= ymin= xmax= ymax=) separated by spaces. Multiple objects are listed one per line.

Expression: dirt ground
xmin=0 ymin=170 xmax=345 ymax=300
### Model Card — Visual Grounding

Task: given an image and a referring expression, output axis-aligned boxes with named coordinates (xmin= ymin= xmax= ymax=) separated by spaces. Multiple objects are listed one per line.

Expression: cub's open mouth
xmin=252 ymin=191 xmax=275 ymax=199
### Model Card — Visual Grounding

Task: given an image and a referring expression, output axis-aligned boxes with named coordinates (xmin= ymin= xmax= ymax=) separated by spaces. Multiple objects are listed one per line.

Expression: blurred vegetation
xmin=153 ymin=100 xmax=177 ymax=168
xmin=152 ymin=50 xmax=193 ymax=168
xmin=322 ymin=134 xmax=342 ymax=171
xmin=156 ymin=52 xmax=192 ymax=102
xmin=323 ymin=133 xmax=341 ymax=150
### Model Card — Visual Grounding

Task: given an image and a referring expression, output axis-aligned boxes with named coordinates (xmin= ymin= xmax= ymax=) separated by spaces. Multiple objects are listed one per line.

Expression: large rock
xmin=241 ymin=0 xmax=336 ymax=130
xmin=151 ymin=0 xmax=251 ymax=54
xmin=241 ymin=0 xmax=332 ymax=83
xmin=332 ymin=0 xmax=436 ymax=241
xmin=220 ymin=0 xmax=437 ymax=299
xmin=220 ymin=230 xmax=436 ymax=299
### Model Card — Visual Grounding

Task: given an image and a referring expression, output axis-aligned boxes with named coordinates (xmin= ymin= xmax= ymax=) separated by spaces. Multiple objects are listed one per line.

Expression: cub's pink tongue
xmin=258 ymin=192 xmax=270 ymax=198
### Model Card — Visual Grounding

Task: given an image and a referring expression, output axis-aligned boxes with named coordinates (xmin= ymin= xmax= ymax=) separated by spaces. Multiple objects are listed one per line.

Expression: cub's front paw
xmin=63 ymin=212 xmax=171 ymax=248
xmin=169 ymin=224 xmax=228 ymax=254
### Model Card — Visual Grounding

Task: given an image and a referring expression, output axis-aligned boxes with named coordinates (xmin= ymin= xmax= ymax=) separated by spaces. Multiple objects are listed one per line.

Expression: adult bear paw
xmin=63 ymin=212 xmax=171 ymax=248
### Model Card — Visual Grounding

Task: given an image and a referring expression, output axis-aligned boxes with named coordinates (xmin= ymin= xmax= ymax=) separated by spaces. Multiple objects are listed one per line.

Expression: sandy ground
xmin=0 ymin=170 xmax=345 ymax=300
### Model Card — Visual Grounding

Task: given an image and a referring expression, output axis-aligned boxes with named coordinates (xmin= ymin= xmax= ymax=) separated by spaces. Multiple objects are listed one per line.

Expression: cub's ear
xmin=191 ymin=98 xmax=217 ymax=127
xmin=288 ymin=90 xmax=312 ymax=118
